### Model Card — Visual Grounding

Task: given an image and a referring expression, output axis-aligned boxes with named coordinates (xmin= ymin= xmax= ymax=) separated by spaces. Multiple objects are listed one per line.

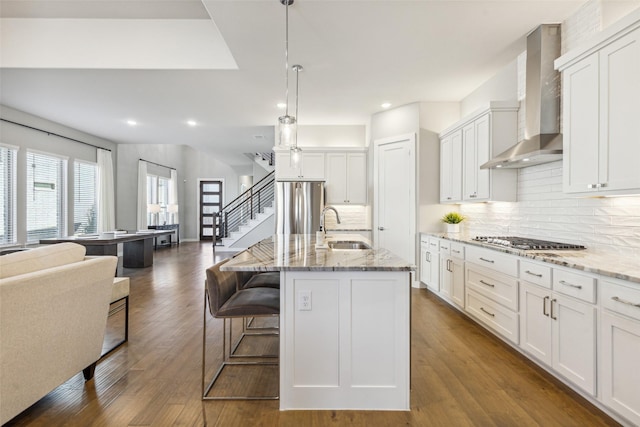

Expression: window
xmin=74 ymin=160 xmax=98 ymax=234
xmin=147 ymin=174 xmax=170 ymax=225
xmin=0 ymin=145 xmax=17 ymax=245
xmin=27 ymin=151 xmax=66 ymax=242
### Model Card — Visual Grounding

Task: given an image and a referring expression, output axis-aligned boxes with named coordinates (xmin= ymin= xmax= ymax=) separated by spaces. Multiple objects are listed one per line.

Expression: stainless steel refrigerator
xmin=275 ymin=181 xmax=325 ymax=234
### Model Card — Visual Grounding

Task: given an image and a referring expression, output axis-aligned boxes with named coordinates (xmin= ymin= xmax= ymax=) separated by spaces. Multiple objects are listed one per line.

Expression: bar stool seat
xmin=242 ymin=272 xmax=280 ymax=289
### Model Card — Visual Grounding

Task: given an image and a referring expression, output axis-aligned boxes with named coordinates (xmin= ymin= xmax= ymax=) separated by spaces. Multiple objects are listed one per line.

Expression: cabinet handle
xmin=612 ymin=296 xmax=640 ymax=308
xmin=441 ymin=246 xmax=448 ymax=250
xmin=480 ymin=307 xmax=495 ymax=317
xmin=587 ymin=184 xmax=597 ymax=189
xmin=452 ymin=249 xmax=461 ymax=254
xmin=525 ymin=270 xmax=543 ymax=278
xmin=543 ymin=296 xmax=550 ymax=316
xmin=447 ymin=197 xmax=452 ymax=200
xmin=479 ymin=279 xmax=495 ymax=288
xmin=598 ymin=183 xmax=607 ymax=188
xmin=559 ymin=280 xmax=582 ymax=290
xmin=550 ymin=299 xmax=557 ymax=320
xmin=446 ymin=259 xmax=452 ymax=272
xmin=479 ymin=257 xmax=495 ymax=264
xmin=378 ymin=226 xmax=385 ymax=231
xmin=426 ymin=252 xmax=431 ymax=262
xmin=469 ymin=194 xmax=477 ymax=198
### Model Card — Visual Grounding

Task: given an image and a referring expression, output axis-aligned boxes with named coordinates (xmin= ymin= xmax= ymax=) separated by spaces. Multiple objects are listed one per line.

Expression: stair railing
xmin=218 ymin=171 xmax=275 ymax=241
xmin=256 ymin=152 xmax=274 ymax=166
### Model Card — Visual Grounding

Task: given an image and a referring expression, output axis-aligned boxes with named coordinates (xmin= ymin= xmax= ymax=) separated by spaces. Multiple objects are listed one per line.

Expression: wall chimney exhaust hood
xmin=481 ymin=24 xmax=562 ymax=169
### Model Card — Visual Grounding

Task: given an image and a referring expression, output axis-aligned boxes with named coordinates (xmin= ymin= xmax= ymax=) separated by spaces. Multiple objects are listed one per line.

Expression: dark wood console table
xmin=148 ymin=224 xmax=179 ymax=248
xmin=39 ymin=230 xmax=175 ymax=268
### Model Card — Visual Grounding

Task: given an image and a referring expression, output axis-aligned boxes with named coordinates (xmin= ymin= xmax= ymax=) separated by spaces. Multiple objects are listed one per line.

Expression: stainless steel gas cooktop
xmin=472 ymin=236 xmax=586 ymax=251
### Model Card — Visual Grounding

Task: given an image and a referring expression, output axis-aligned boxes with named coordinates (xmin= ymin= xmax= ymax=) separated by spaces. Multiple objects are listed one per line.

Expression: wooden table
xmin=39 ymin=231 xmax=175 ymax=268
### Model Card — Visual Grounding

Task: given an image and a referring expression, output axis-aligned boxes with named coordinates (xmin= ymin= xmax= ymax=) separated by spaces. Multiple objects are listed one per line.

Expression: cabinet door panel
xmin=325 ymin=153 xmax=348 ymax=203
xmin=599 ymin=28 xmax=640 ymax=192
xmin=276 ymin=151 xmax=301 ymax=180
xmin=520 ymin=283 xmax=552 ymax=365
xmin=347 ymin=153 xmax=367 ymax=204
xmin=451 ymin=258 xmax=465 ymax=308
xmin=301 ymin=152 xmax=325 ymax=179
xmin=440 ymin=135 xmax=453 ymax=202
xmin=462 ymin=122 xmax=476 ymax=200
xmin=563 ymin=55 xmax=600 ymax=193
xmin=474 ymin=114 xmax=490 ymax=200
xmin=450 ymin=131 xmax=463 ymax=201
xmin=601 ymin=312 xmax=640 ymax=426
xmin=551 ymin=295 xmax=596 ymax=395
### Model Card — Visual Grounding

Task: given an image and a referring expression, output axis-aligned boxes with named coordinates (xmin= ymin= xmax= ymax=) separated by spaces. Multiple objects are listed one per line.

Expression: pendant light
xmin=290 ymin=64 xmax=303 ymax=167
xmin=277 ymin=0 xmax=296 ymax=147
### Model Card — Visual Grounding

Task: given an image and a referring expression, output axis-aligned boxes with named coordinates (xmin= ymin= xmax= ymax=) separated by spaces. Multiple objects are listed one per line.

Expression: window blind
xmin=0 ymin=145 xmax=17 ymax=245
xmin=27 ymin=151 xmax=66 ymax=242
xmin=74 ymin=160 xmax=97 ymax=234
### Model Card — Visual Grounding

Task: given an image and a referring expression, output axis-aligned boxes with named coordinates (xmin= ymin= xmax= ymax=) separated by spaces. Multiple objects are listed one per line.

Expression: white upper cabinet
xmin=440 ymin=130 xmax=463 ymax=202
xmin=325 ymin=152 xmax=367 ymax=204
xmin=557 ymin=16 xmax=640 ymax=195
xmin=275 ymin=151 xmax=325 ymax=181
xmin=440 ymin=102 xmax=518 ymax=203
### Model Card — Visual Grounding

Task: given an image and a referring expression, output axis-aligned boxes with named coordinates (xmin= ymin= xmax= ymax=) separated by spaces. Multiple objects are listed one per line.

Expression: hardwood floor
xmin=5 ymin=242 xmax=621 ymax=427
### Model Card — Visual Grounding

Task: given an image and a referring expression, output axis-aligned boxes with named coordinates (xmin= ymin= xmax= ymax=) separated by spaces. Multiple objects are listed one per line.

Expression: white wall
xmin=460 ymin=59 xmax=518 ymax=117
xmin=458 ymin=0 xmax=640 ymax=255
xmin=296 ymin=125 xmax=366 ymax=148
xmin=0 ymin=105 xmax=117 ymax=245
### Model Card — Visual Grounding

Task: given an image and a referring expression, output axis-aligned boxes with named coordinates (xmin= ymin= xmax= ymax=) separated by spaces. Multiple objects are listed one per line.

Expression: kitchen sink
xmin=327 ymin=241 xmax=371 ymax=250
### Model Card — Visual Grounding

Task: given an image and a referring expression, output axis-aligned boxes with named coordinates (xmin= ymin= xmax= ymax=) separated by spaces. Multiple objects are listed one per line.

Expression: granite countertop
xmin=221 ymin=234 xmax=414 ymax=272
xmin=425 ymin=232 xmax=640 ymax=285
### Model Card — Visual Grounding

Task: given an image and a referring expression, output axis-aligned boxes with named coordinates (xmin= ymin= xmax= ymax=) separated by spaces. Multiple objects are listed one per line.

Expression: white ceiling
xmin=0 ymin=0 xmax=589 ymax=167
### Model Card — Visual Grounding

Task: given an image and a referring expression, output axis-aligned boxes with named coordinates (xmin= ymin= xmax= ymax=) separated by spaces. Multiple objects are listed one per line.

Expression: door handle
xmin=543 ymin=296 xmax=549 ymax=316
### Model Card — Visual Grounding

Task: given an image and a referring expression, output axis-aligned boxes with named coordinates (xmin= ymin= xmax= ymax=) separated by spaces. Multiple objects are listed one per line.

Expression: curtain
xmin=137 ymin=160 xmax=148 ymax=230
xmin=169 ymin=169 xmax=179 ymax=224
xmin=97 ymin=149 xmax=115 ymax=232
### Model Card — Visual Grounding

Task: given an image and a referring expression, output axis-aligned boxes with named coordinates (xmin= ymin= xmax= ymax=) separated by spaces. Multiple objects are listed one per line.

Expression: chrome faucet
xmin=320 ymin=206 xmax=341 ymax=232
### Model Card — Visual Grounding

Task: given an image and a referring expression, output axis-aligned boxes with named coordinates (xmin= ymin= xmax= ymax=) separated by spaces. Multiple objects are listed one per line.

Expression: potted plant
xmin=441 ymin=212 xmax=465 ymax=233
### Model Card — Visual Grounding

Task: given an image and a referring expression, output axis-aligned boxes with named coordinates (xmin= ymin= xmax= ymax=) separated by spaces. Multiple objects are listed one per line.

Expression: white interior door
xmin=375 ymin=134 xmax=415 ymax=264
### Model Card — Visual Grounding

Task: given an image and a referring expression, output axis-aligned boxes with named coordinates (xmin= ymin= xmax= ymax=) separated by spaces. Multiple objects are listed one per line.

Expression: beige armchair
xmin=0 ymin=243 xmax=117 ymax=425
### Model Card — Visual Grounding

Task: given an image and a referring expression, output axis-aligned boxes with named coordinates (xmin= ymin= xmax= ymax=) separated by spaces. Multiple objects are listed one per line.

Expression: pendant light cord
xmin=284 ymin=1 xmax=290 ymax=117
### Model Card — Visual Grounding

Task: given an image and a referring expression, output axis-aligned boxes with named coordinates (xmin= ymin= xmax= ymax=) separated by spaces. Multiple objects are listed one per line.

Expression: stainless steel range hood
xmin=481 ymin=24 xmax=562 ymax=169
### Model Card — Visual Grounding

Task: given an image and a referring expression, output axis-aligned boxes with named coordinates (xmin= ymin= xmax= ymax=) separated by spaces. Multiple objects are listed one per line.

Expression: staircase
xmin=253 ymin=152 xmax=275 ymax=172
xmin=217 ymin=171 xmax=275 ymax=251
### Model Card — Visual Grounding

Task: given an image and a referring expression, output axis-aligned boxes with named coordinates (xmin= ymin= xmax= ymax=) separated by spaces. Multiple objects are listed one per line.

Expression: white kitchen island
xmin=221 ymin=234 xmax=414 ymax=411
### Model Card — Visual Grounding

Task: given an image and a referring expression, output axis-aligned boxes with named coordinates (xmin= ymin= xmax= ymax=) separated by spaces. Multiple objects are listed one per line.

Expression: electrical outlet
xmin=298 ymin=290 xmax=312 ymax=311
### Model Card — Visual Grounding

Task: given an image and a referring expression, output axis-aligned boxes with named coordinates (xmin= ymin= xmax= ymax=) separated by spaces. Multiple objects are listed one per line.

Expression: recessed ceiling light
xmin=276 ymin=103 xmax=287 ymax=109
xmin=127 ymin=120 xmax=137 ymax=126
xmin=187 ymin=120 xmax=197 ymax=127
xmin=381 ymin=102 xmax=391 ymax=109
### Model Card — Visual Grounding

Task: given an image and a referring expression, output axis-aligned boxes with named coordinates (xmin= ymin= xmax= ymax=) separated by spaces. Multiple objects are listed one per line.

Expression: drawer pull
xmin=479 ymin=257 xmax=495 ymax=264
xmin=612 ymin=296 xmax=640 ymax=308
xmin=441 ymin=246 xmax=448 ymax=250
xmin=525 ymin=270 xmax=543 ymax=278
xmin=479 ymin=279 xmax=495 ymax=288
xmin=480 ymin=307 xmax=495 ymax=317
xmin=452 ymin=249 xmax=461 ymax=254
xmin=559 ymin=280 xmax=582 ymax=290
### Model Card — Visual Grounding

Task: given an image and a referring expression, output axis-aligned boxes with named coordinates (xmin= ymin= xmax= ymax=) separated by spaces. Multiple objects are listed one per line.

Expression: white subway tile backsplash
xmin=460 ymin=160 xmax=640 ymax=254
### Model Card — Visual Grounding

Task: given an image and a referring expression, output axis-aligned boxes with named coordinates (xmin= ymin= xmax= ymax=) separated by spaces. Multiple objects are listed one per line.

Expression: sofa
xmin=0 ymin=243 xmax=118 ymax=425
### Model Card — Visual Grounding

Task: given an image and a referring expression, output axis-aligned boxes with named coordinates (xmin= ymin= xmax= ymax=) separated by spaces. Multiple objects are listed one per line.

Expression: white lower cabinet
xmin=439 ymin=242 xmax=464 ymax=308
xmin=600 ymin=279 xmax=640 ymax=425
xmin=420 ymin=238 xmax=440 ymax=292
xmin=519 ymin=281 xmax=597 ymax=396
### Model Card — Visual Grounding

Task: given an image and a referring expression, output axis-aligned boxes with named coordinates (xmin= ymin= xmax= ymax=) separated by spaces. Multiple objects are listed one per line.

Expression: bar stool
xmin=202 ymin=260 xmax=280 ymax=400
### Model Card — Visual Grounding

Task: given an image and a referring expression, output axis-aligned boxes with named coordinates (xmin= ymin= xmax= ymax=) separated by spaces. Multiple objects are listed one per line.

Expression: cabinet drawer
xmin=439 ymin=240 xmax=451 ymax=255
xmin=466 ymin=264 xmax=518 ymax=311
xmin=466 ymin=289 xmax=519 ymax=344
xmin=420 ymin=234 xmax=429 ymax=245
xmin=601 ymin=280 xmax=640 ymax=322
xmin=520 ymin=260 xmax=552 ymax=289
xmin=553 ymin=268 xmax=596 ymax=303
xmin=450 ymin=242 xmax=465 ymax=260
xmin=466 ymin=245 xmax=518 ymax=277
xmin=428 ymin=237 xmax=440 ymax=253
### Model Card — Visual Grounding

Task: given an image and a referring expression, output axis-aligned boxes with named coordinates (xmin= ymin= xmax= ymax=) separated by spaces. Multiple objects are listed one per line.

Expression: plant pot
xmin=446 ymin=223 xmax=460 ymax=233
